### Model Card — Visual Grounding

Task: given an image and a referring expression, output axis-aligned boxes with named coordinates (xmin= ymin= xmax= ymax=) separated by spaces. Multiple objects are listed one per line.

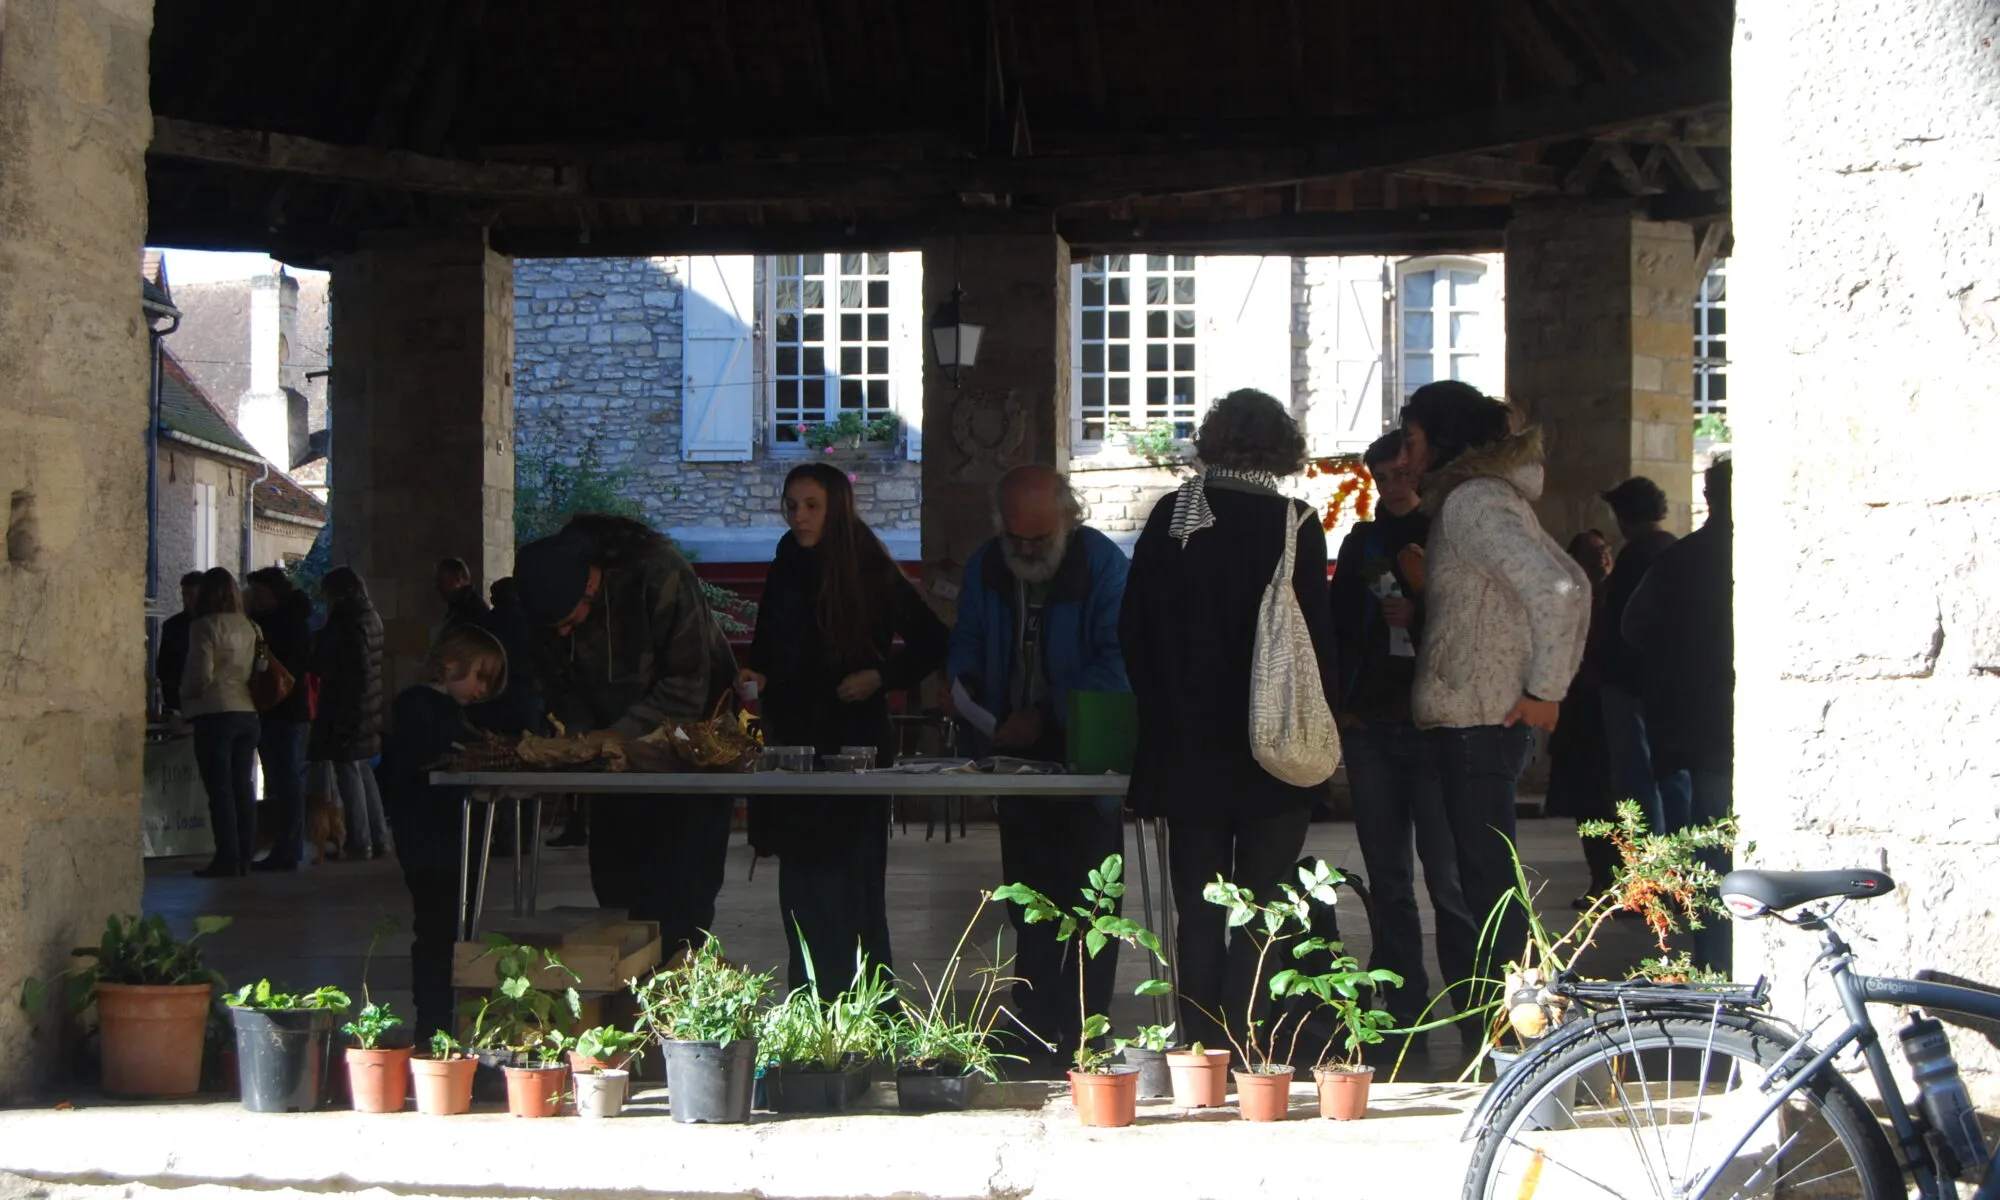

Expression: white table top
xmin=430 ymin=771 xmax=1130 ymax=797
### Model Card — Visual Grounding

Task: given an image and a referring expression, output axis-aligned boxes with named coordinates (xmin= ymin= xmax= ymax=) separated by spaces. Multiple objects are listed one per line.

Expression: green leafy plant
xmin=357 ymin=909 xmax=397 ymax=1007
xmin=1269 ymin=943 xmax=1402 ymax=1070
xmin=800 ymin=411 xmax=900 ymax=453
xmin=1116 ymin=1022 xmax=1177 ymax=1055
xmin=427 ymin=1030 xmax=466 ymax=1061
xmin=227 ymin=980 xmax=352 ymax=1012
xmin=19 ymin=914 xmax=231 ymax=1014
xmin=891 ymin=893 xmax=1029 ymax=1081
xmin=631 ymin=934 xmax=771 ymax=1045
xmin=760 ymin=934 xmax=898 ymax=1071
xmin=460 ymin=936 xmax=583 ymax=1058
xmin=554 ymin=1024 xmax=648 ymax=1071
xmin=341 ymin=1002 xmax=404 ymax=1050
xmin=1694 ymin=413 xmax=1733 ymax=443
xmin=1113 ymin=419 xmax=1189 ymax=466
xmin=1197 ymin=858 xmax=1347 ymax=1074
xmin=994 ymin=854 xmax=1173 ymax=1074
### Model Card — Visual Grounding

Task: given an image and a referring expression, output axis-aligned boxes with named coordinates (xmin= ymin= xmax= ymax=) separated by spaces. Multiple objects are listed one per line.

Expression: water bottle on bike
xmin=1899 ymin=1014 xmax=1990 ymax=1181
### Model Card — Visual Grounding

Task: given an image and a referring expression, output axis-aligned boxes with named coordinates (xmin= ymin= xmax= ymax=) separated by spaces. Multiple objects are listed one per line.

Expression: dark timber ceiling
xmin=145 ymin=0 xmax=1732 ymax=264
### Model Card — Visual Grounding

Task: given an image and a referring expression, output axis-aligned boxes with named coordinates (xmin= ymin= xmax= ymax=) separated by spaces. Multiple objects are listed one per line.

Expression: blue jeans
xmin=257 ymin=720 xmax=309 ymax=865
xmin=334 ymin=759 xmax=391 ymax=857
xmin=1431 ymin=723 xmax=1534 ymax=1015
xmin=1687 ymin=763 xmax=1734 ymax=973
xmin=192 ymin=712 xmax=261 ymax=871
xmin=1600 ymin=684 xmax=1691 ymax=834
xmin=1340 ymin=721 xmax=1480 ymax=1022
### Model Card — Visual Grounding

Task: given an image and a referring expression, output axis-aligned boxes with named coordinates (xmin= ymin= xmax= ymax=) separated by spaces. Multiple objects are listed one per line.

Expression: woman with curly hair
xmin=1120 ymin=388 xmax=1342 ymax=1051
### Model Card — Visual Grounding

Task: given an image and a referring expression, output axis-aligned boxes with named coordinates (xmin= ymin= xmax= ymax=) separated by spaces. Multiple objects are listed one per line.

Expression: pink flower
xmin=847 ymin=473 xmax=857 ymax=483
xmin=822 ymin=447 xmax=833 ymax=455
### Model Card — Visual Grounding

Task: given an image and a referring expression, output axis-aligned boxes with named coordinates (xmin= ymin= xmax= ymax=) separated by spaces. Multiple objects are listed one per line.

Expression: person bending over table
xmin=946 ymin=464 xmax=1130 ymax=1069
xmin=738 ymin=463 xmax=947 ymax=1000
xmin=514 ymin=515 xmax=741 ymax=958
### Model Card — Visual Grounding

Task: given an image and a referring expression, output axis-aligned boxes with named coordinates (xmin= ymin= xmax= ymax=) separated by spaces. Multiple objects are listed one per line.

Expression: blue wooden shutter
xmin=680 ymin=255 xmax=756 ymax=462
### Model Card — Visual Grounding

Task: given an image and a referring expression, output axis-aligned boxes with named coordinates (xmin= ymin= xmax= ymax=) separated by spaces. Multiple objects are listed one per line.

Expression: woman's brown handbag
xmin=249 ymin=636 xmax=297 ymax=713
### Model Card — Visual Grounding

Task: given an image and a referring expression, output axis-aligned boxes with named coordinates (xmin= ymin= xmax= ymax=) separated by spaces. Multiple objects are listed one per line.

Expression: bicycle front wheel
xmin=1464 ymin=1011 xmax=1900 ymax=1200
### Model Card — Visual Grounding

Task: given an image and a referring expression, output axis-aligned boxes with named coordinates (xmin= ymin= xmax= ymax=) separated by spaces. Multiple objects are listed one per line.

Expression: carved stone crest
xmin=948 ymin=389 xmax=1029 ymax=481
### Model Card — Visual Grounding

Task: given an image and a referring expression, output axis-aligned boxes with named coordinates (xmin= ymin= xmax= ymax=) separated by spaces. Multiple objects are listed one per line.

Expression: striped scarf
xmin=1169 ymin=467 xmax=1282 ymax=547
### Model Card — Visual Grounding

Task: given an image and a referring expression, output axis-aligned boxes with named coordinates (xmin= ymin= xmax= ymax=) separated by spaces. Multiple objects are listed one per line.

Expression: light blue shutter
xmin=680 ymin=255 xmax=756 ymax=462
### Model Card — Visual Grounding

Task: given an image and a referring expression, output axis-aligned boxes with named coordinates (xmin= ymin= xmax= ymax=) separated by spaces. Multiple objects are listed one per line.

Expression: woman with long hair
xmin=180 ymin=567 xmax=262 ymax=877
xmin=740 ymin=463 xmax=948 ymax=998
xmin=311 ymin=566 xmax=389 ymax=859
xmin=1397 ymin=380 xmax=1590 ymax=1008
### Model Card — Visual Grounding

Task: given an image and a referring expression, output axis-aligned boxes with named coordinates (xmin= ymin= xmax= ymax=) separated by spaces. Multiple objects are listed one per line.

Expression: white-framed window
xmin=192 ymin=482 xmax=218 ymax=571
xmin=1074 ymin=253 xmax=1202 ymax=444
xmin=767 ymin=252 xmax=908 ymax=449
xmin=1694 ymin=259 xmax=1727 ymax=417
xmin=1397 ymin=258 xmax=1492 ymax=398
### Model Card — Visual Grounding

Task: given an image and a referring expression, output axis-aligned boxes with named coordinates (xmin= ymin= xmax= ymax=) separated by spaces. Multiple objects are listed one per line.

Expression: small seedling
xmin=341 ymin=1002 xmax=404 ymax=1050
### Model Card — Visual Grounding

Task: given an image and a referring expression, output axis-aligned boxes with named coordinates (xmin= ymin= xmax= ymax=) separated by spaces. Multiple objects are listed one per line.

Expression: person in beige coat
xmin=181 ymin=567 xmax=263 ymax=877
xmin=1398 ymin=382 xmax=1589 ymax=1014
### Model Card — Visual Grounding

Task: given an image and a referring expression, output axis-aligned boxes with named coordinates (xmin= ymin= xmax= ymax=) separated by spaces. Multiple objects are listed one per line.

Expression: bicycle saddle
xmin=1719 ymin=869 xmax=1895 ymax=916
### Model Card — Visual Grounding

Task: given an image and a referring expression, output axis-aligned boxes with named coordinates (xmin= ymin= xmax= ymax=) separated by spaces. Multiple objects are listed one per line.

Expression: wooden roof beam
xmin=1399 ymin=154 xmax=1559 ymax=193
xmin=151 ymin=117 xmax=581 ymax=199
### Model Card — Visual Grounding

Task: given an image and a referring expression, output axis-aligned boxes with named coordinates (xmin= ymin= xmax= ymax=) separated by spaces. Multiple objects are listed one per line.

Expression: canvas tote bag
xmin=1248 ymin=501 xmax=1341 ymax=787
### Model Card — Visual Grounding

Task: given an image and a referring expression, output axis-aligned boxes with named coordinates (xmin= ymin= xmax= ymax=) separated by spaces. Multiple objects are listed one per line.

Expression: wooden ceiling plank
xmin=151 ymin=117 xmax=580 ymax=200
xmin=1075 ymin=0 xmax=1108 ymax=116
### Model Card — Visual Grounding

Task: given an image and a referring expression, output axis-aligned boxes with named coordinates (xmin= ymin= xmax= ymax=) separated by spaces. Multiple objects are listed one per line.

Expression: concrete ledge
xmin=0 ymin=1080 xmax=1482 ymax=1200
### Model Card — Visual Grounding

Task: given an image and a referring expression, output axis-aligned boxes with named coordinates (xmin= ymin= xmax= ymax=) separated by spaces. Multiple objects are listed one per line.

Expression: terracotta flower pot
xmin=410 ymin=1055 xmax=477 ymax=1115
xmin=95 ymin=983 xmax=213 ymax=1099
xmin=1068 ymin=1067 xmax=1140 ymax=1128
xmin=503 ymin=1063 xmax=568 ymax=1118
xmin=1314 ymin=1065 xmax=1373 ymax=1120
xmin=1234 ymin=1067 xmax=1295 ymax=1122
xmin=1165 ymin=1047 xmax=1231 ymax=1108
xmin=346 ymin=1046 xmax=413 ymax=1113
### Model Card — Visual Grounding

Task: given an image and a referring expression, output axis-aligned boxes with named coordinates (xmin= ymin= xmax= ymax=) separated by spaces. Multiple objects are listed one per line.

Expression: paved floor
xmin=140 ymin=801 xmax=1662 ymax=1083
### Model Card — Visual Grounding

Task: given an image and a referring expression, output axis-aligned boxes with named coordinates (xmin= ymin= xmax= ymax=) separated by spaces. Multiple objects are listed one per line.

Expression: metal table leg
xmin=524 ymin=794 xmax=544 ymax=917
xmin=470 ymin=796 xmax=496 ymax=941
xmin=456 ymin=797 xmax=475 ymax=942
xmin=1154 ymin=817 xmax=1180 ymax=1030
xmin=1133 ymin=815 xmax=1169 ymax=1028
xmin=511 ymin=794 xmax=525 ymax=916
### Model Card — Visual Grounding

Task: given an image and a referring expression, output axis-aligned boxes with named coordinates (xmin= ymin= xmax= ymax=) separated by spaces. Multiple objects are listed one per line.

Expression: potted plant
xmin=759 ymin=939 xmax=895 ymax=1113
xmin=1197 ymin=859 xmax=1353 ymax=1122
xmin=501 ymin=1034 xmax=570 ymax=1118
xmin=1164 ymin=1041 xmax=1233 ymax=1109
xmin=800 ymin=411 xmax=900 ymax=456
xmin=555 ymin=1025 xmax=646 ymax=1118
xmin=997 ymin=854 xmax=1173 ymax=1128
xmin=1268 ymin=940 xmax=1402 ymax=1120
xmin=18 ymin=913 xmax=230 ymax=1099
xmin=409 ymin=1031 xmax=478 ymax=1116
xmin=225 ymin=980 xmax=351 ymax=1112
xmin=341 ymin=1002 xmax=410 ymax=1113
xmin=1114 ymin=1022 xmax=1177 ymax=1101
xmin=631 ymin=934 xmax=770 ymax=1124
xmin=463 ymin=947 xmax=582 ymax=1119
xmin=890 ymin=893 xmax=1026 ymax=1112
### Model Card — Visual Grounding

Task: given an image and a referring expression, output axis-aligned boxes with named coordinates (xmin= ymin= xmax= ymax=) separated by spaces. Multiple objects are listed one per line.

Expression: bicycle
xmin=1462 ymin=867 xmax=2000 ymax=1199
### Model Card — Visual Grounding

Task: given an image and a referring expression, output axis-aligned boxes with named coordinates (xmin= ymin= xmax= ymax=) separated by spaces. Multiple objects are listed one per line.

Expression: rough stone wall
xmin=0 ymin=0 xmax=154 ymax=1100
xmin=512 ymin=257 xmax=921 ymax=538
xmin=1735 ymin=0 xmax=2000 ymax=1106
xmin=330 ymin=229 xmax=514 ymax=698
xmin=150 ymin=449 xmax=247 ymax=590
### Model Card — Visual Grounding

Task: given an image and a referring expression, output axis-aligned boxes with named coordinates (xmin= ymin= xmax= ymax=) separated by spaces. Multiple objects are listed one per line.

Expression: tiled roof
xmin=255 ymin=470 xmax=327 ymax=525
xmin=158 ymin=350 xmax=260 ymax=460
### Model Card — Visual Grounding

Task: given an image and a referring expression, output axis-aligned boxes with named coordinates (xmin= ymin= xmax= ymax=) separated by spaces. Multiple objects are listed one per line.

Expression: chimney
xmin=237 ymin=267 xmax=296 ymax=471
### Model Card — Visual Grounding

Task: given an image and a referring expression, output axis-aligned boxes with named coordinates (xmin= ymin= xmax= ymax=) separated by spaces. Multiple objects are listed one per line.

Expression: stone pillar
xmin=1505 ymin=204 xmax=1697 ymax=539
xmin=330 ymin=228 xmax=514 ymax=697
xmin=918 ymin=232 xmax=1071 ymax=589
xmin=0 ymin=0 xmax=154 ymax=1100
xmin=1736 ymin=0 xmax=2000 ymax=1103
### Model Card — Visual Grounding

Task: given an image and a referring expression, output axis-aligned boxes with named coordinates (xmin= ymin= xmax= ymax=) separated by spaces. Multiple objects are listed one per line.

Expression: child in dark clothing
xmin=378 ymin=624 xmax=507 ymax=1040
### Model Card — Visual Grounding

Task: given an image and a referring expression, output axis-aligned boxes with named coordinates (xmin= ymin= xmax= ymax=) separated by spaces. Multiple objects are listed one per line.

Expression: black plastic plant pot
xmin=763 ymin=1063 xmax=852 ymax=1113
xmin=229 ymin=1008 xmax=337 ymax=1113
xmin=895 ymin=1066 xmax=982 ymax=1113
xmin=471 ymin=1047 xmax=515 ymax=1103
xmin=1116 ymin=1046 xmax=1175 ymax=1100
xmin=663 ymin=1039 xmax=758 ymax=1124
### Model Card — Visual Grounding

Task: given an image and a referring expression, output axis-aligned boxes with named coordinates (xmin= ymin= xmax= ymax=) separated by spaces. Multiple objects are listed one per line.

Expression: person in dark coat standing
xmin=245 ymin=568 xmax=315 ymax=870
xmin=1122 ymin=388 xmax=1342 ymax=1052
xmin=1545 ymin=531 xmax=1618 ymax=905
xmin=516 ymin=515 xmax=740 ymax=957
xmin=154 ymin=571 xmax=205 ymax=715
xmin=312 ymin=566 xmax=390 ymax=859
xmin=1329 ymin=429 xmax=1478 ymax=1040
xmin=435 ymin=557 xmax=492 ymax=630
xmin=1623 ymin=457 xmax=1734 ymax=971
xmin=1598 ymin=476 xmax=1690 ymax=835
xmin=740 ymin=464 xmax=948 ymax=997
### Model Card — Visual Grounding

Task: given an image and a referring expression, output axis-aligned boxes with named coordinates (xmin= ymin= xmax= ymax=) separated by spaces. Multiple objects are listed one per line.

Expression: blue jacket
xmin=947 ymin=526 xmax=1130 ymax=754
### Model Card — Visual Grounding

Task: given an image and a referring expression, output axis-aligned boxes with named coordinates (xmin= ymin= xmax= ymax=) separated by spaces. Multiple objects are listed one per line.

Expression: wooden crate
xmin=452 ymin=909 xmax=661 ymax=994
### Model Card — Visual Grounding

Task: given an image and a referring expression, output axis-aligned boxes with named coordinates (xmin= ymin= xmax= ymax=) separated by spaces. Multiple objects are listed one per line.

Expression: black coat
xmin=310 ymin=594 xmax=386 ymax=761
xmin=745 ymin=533 xmax=948 ymax=857
xmin=155 ymin=611 xmax=192 ymax=713
xmin=1628 ymin=519 xmax=1732 ymax=773
xmin=1121 ymin=482 xmax=1342 ymax=822
xmin=379 ymin=684 xmax=475 ymax=870
xmin=1601 ymin=528 xmax=1676 ymax=692
xmin=252 ymin=590 xmax=315 ymax=725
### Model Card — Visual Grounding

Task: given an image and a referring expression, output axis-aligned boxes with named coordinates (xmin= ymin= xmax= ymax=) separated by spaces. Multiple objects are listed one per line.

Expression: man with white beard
xmin=946 ymin=464 xmax=1131 ymax=1073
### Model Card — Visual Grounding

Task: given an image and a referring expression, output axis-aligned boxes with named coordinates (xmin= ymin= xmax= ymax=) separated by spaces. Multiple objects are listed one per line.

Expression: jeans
xmin=1687 ymin=763 xmax=1735 ymax=973
xmin=334 ymin=759 xmax=391 ymax=857
xmin=256 ymin=720 xmax=309 ymax=866
xmin=778 ymin=799 xmax=893 ymax=1000
xmin=192 ymin=712 xmax=261 ymax=871
xmin=1167 ymin=806 xmax=1313 ymax=1053
xmin=1600 ymin=684 xmax=1691 ymax=834
xmin=402 ymin=866 xmax=475 ymax=1041
xmin=996 ymin=796 xmax=1125 ymax=1060
xmin=1431 ymin=724 xmax=1534 ymax=1016
xmin=586 ymin=795 xmax=733 ymax=956
xmin=1340 ymin=721 xmax=1481 ymax=1023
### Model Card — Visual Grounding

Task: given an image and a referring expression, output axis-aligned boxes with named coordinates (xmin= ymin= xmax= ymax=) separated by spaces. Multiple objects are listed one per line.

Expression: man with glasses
xmin=946 ymin=464 xmax=1130 ymax=1070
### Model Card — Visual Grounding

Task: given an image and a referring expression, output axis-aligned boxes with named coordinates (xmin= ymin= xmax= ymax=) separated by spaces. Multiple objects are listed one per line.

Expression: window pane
xmin=1404 ymin=311 xmax=1434 ymax=351
xmin=1147 ymin=344 xmax=1167 ymax=372
xmin=840 ymin=379 xmax=864 ymax=409
xmin=1404 ymin=269 xmax=1434 ymax=309
xmin=1449 ymin=268 xmax=1483 ymax=305
xmin=868 ymin=252 xmax=889 ymax=275
xmin=840 ymin=313 xmax=861 ymax=342
xmin=802 ymin=254 xmax=824 ymax=274
xmin=1109 ymin=345 xmax=1129 ymax=372
xmin=1082 ymin=377 xmax=1104 ymax=405
xmin=1083 ymin=420 xmax=1106 ymax=441
xmin=802 ymin=281 xmax=823 ymax=309
xmin=1173 ymin=376 xmax=1196 ymax=404
xmin=1174 ymin=344 xmax=1195 ymax=371
xmin=867 ymin=281 xmax=889 ymax=307
xmin=841 ymin=253 xmax=863 ymax=276
xmin=1083 ymin=344 xmax=1104 ymax=372
xmin=775 ymin=312 xmax=799 ymax=341
xmin=1174 ymin=276 xmax=1196 ymax=304
xmin=1109 ymin=377 xmax=1129 ymax=404
xmin=1708 ymin=338 xmax=1726 ymax=360
xmin=803 ymin=347 xmax=825 ymax=375
xmin=776 ymin=255 xmax=801 ymax=276
xmin=1174 ymin=309 xmax=1196 ymax=337
xmin=840 ymin=347 xmax=862 ymax=376
xmin=1709 ymin=308 xmax=1727 ymax=336
xmin=776 ymin=280 xmax=799 ymax=309
xmin=866 ymin=379 xmax=888 ymax=411
xmin=1146 ymin=276 xmax=1169 ymax=305
xmin=801 ymin=376 xmax=825 ymax=414
xmin=803 ymin=313 xmax=823 ymax=342
xmin=1108 ymin=277 xmax=1129 ymax=305
xmin=1105 ymin=253 xmax=1129 ymax=272
xmin=776 ymin=421 xmax=801 ymax=442
xmin=1082 ymin=310 xmax=1104 ymax=339
xmin=1450 ymin=311 xmax=1479 ymax=349
xmin=867 ymin=346 xmax=888 ymax=374
xmin=1147 ymin=376 xmax=1168 ymax=404
xmin=1450 ymin=354 xmax=1478 ymax=381
xmin=1711 ymin=373 xmax=1728 ymax=401
xmin=840 ymin=280 xmax=863 ymax=309
xmin=867 ymin=313 xmax=888 ymax=342
xmin=1174 ymin=255 xmax=1195 ymax=269
xmin=776 ymin=346 xmax=799 ymax=376
xmin=1147 ymin=254 xmax=1169 ymax=270
xmin=1147 ymin=310 xmax=1168 ymax=338
xmin=1109 ymin=311 xmax=1130 ymax=338
xmin=1404 ymin=354 xmax=1434 ymax=386
xmin=1083 ymin=276 xmax=1105 ymax=305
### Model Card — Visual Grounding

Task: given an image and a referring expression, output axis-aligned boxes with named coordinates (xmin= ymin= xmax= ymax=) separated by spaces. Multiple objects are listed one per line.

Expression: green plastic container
xmin=1066 ymin=691 xmax=1138 ymax=774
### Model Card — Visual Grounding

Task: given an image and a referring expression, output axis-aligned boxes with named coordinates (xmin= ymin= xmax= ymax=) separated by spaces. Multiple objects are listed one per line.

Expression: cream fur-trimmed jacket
xmin=1411 ymin=428 xmax=1591 ymax=730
